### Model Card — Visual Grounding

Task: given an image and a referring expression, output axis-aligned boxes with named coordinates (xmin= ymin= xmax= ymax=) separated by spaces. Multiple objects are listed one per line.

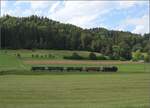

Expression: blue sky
xmin=1 ymin=0 xmax=149 ymax=34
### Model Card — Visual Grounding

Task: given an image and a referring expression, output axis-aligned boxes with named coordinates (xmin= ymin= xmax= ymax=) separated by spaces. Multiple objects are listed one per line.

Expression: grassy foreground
xmin=0 ymin=72 xmax=150 ymax=108
xmin=0 ymin=50 xmax=150 ymax=108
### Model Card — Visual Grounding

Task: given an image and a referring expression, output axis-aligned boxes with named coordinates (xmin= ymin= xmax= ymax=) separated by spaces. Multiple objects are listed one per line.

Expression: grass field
xmin=0 ymin=50 xmax=150 ymax=108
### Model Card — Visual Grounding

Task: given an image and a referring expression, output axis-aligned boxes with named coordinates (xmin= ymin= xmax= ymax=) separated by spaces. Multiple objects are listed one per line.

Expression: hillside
xmin=0 ymin=15 xmax=150 ymax=60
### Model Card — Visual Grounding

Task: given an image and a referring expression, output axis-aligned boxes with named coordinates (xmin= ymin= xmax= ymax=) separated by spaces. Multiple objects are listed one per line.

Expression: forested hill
xmin=0 ymin=15 xmax=150 ymax=60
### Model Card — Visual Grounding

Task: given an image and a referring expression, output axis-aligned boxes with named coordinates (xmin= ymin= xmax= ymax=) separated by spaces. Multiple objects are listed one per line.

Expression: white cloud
xmin=28 ymin=1 xmax=58 ymax=16
xmin=29 ymin=1 xmax=50 ymax=9
xmin=22 ymin=9 xmax=32 ymax=16
xmin=48 ymin=1 xmax=61 ymax=13
xmin=49 ymin=1 xmax=112 ymax=28
xmin=131 ymin=15 xmax=149 ymax=34
xmin=115 ymin=15 xmax=149 ymax=34
xmin=67 ymin=15 xmax=99 ymax=28
xmin=4 ymin=1 xmax=58 ymax=17
xmin=1 ymin=1 xmax=7 ymax=16
xmin=48 ymin=1 xmax=149 ymax=29
xmin=14 ymin=0 xmax=29 ymax=5
xmin=14 ymin=1 xmax=55 ymax=9
xmin=118 ymin=1 xmax=148 ymax=9
xmin=1 ymin=1 xmax=6 ymax=8
xmin=2 ymin=7 xmax=23 ymax=17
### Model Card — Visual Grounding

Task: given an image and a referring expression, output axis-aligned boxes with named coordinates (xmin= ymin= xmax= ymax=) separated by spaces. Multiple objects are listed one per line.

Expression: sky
xmin=0 ymin=0 xmax=149 ymax=34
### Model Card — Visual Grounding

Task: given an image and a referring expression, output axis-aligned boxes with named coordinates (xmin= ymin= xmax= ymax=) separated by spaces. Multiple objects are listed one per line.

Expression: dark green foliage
xmin=31 ymin=67 xmax=45 ymax=71
xmin=109 ymin=55 xmax=120 ymax=60
xmin=70 ymin=52 xmax=83 ymax=60
xmin=144 ymin=55 xmax=150 ymax=62
xmin=31 ymin=54 xmax=34 ymax=58
xmin=144 ymin=51 xmax=150 ymax=62
xmin=89 ymin=52 xmax=97 ymax=60
xmin=48 ymin=54 xmax=52 ymax=58
xmin=132 ymin=50 xmax=143 ymax=61
xmin=48 ymin=54 xmax=55 ymax=58
xmin=64 ymin=52 xmax=83 ymax=60
xmin=85 ymin=67 xmax=100 ymax=71
xmin=17 ymin=53 xmax=21 ymax=58
xmin=4 ymin=51 xmax=7 ymax=54
xmin=40 ymin=55 xmax=43 ymax=58
xmin=47 ymin=67 xmax=64 ymax=71
xmin=0 ymin=15 xmax=150 ymax=60
xmin=66 ymin=67 xmax=83 ymax=71
xmin=102 ymin=66 xmax=118 ymax=72
xmin=97 ymin=55 xmax=107 ymax=60
xmin=31 ymin=66 xmax=118 ymax=72
xmin=112 ymin=45 xmax=121 ymax=59
xmin=35 ymin=54 xmax=39 ymax=58
xmin=44 ymin=55 xmax=47 ymax=58
xmin=119 ymin=57 xmax=127 ymax=61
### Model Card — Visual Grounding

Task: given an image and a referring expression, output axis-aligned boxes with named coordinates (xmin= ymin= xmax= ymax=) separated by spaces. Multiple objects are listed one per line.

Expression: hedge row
xmin=31 ymin=66 xmax=118 ymax=72
xmin=63 ymin=52 xmax=127 ymax=61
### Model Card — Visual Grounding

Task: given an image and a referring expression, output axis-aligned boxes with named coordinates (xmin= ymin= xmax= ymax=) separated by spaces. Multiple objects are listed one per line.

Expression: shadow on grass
xmin=0 ymin=70 xmax=147 ymax=76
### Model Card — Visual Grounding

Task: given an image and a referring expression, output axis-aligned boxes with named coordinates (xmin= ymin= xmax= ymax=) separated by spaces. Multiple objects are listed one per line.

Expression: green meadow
xmin=0 ymin=50 xmax=150 ymax=108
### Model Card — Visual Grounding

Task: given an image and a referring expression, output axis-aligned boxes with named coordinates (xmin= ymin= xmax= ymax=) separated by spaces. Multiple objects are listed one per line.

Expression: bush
xmin=48 ymin=54 xmax=52 ymax=58
xmin=71 ymin=52 xmax=83 ymax=59
xmin=48 ymin=54 xmax=55 ymax=58
xmin=31 ymin=49 xmax=35 ymax=52
xmin=32 ymin=54 xmax=34 ymax=58
xmin=132 ymin=58 xmax=138 ymax=61
xmin=17 ymin=53 xmax=21 ymax=58
xmin=35 ymin=54 xmax=39 ymax=58
xmin=105 ymin=56 xmax=111 ymax=60
xmin=64 ymin=52 xmax=83 ymax=60
xmin=119 ymin=57 xmax=127 ymax=61
xmin=144 ymin=54 xmax=150 ymax=62
xmin=4 ymin=51 xmax=7 ymax=54
xmin=44 ymin=55 xmax=47 ymax=58
xmin=89 ymin=52 xmax=97 ymax=60
xmin=132 ymin=50 xmax=143 ymax=61
xmin=109 ymin=55 xmax=120 ymax=60
xmin=40 ymin=55 xmax=43 ymax=58
xmin=97 ymin=55 xmax=106 ymax=60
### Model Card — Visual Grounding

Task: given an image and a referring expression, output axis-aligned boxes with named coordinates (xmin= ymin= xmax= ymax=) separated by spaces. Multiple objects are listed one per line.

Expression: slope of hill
xmin=0 ymin=15 xmax=150 ymax=60
xmin=0 ymin=52 xmax=25 ymax=71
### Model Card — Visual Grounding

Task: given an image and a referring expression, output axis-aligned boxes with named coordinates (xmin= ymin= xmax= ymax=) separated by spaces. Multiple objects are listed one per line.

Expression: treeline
xmin=0 ymin=15 xmax=150 ymax=60
xmin=64 ymin=52 xmax=112 ymax=60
